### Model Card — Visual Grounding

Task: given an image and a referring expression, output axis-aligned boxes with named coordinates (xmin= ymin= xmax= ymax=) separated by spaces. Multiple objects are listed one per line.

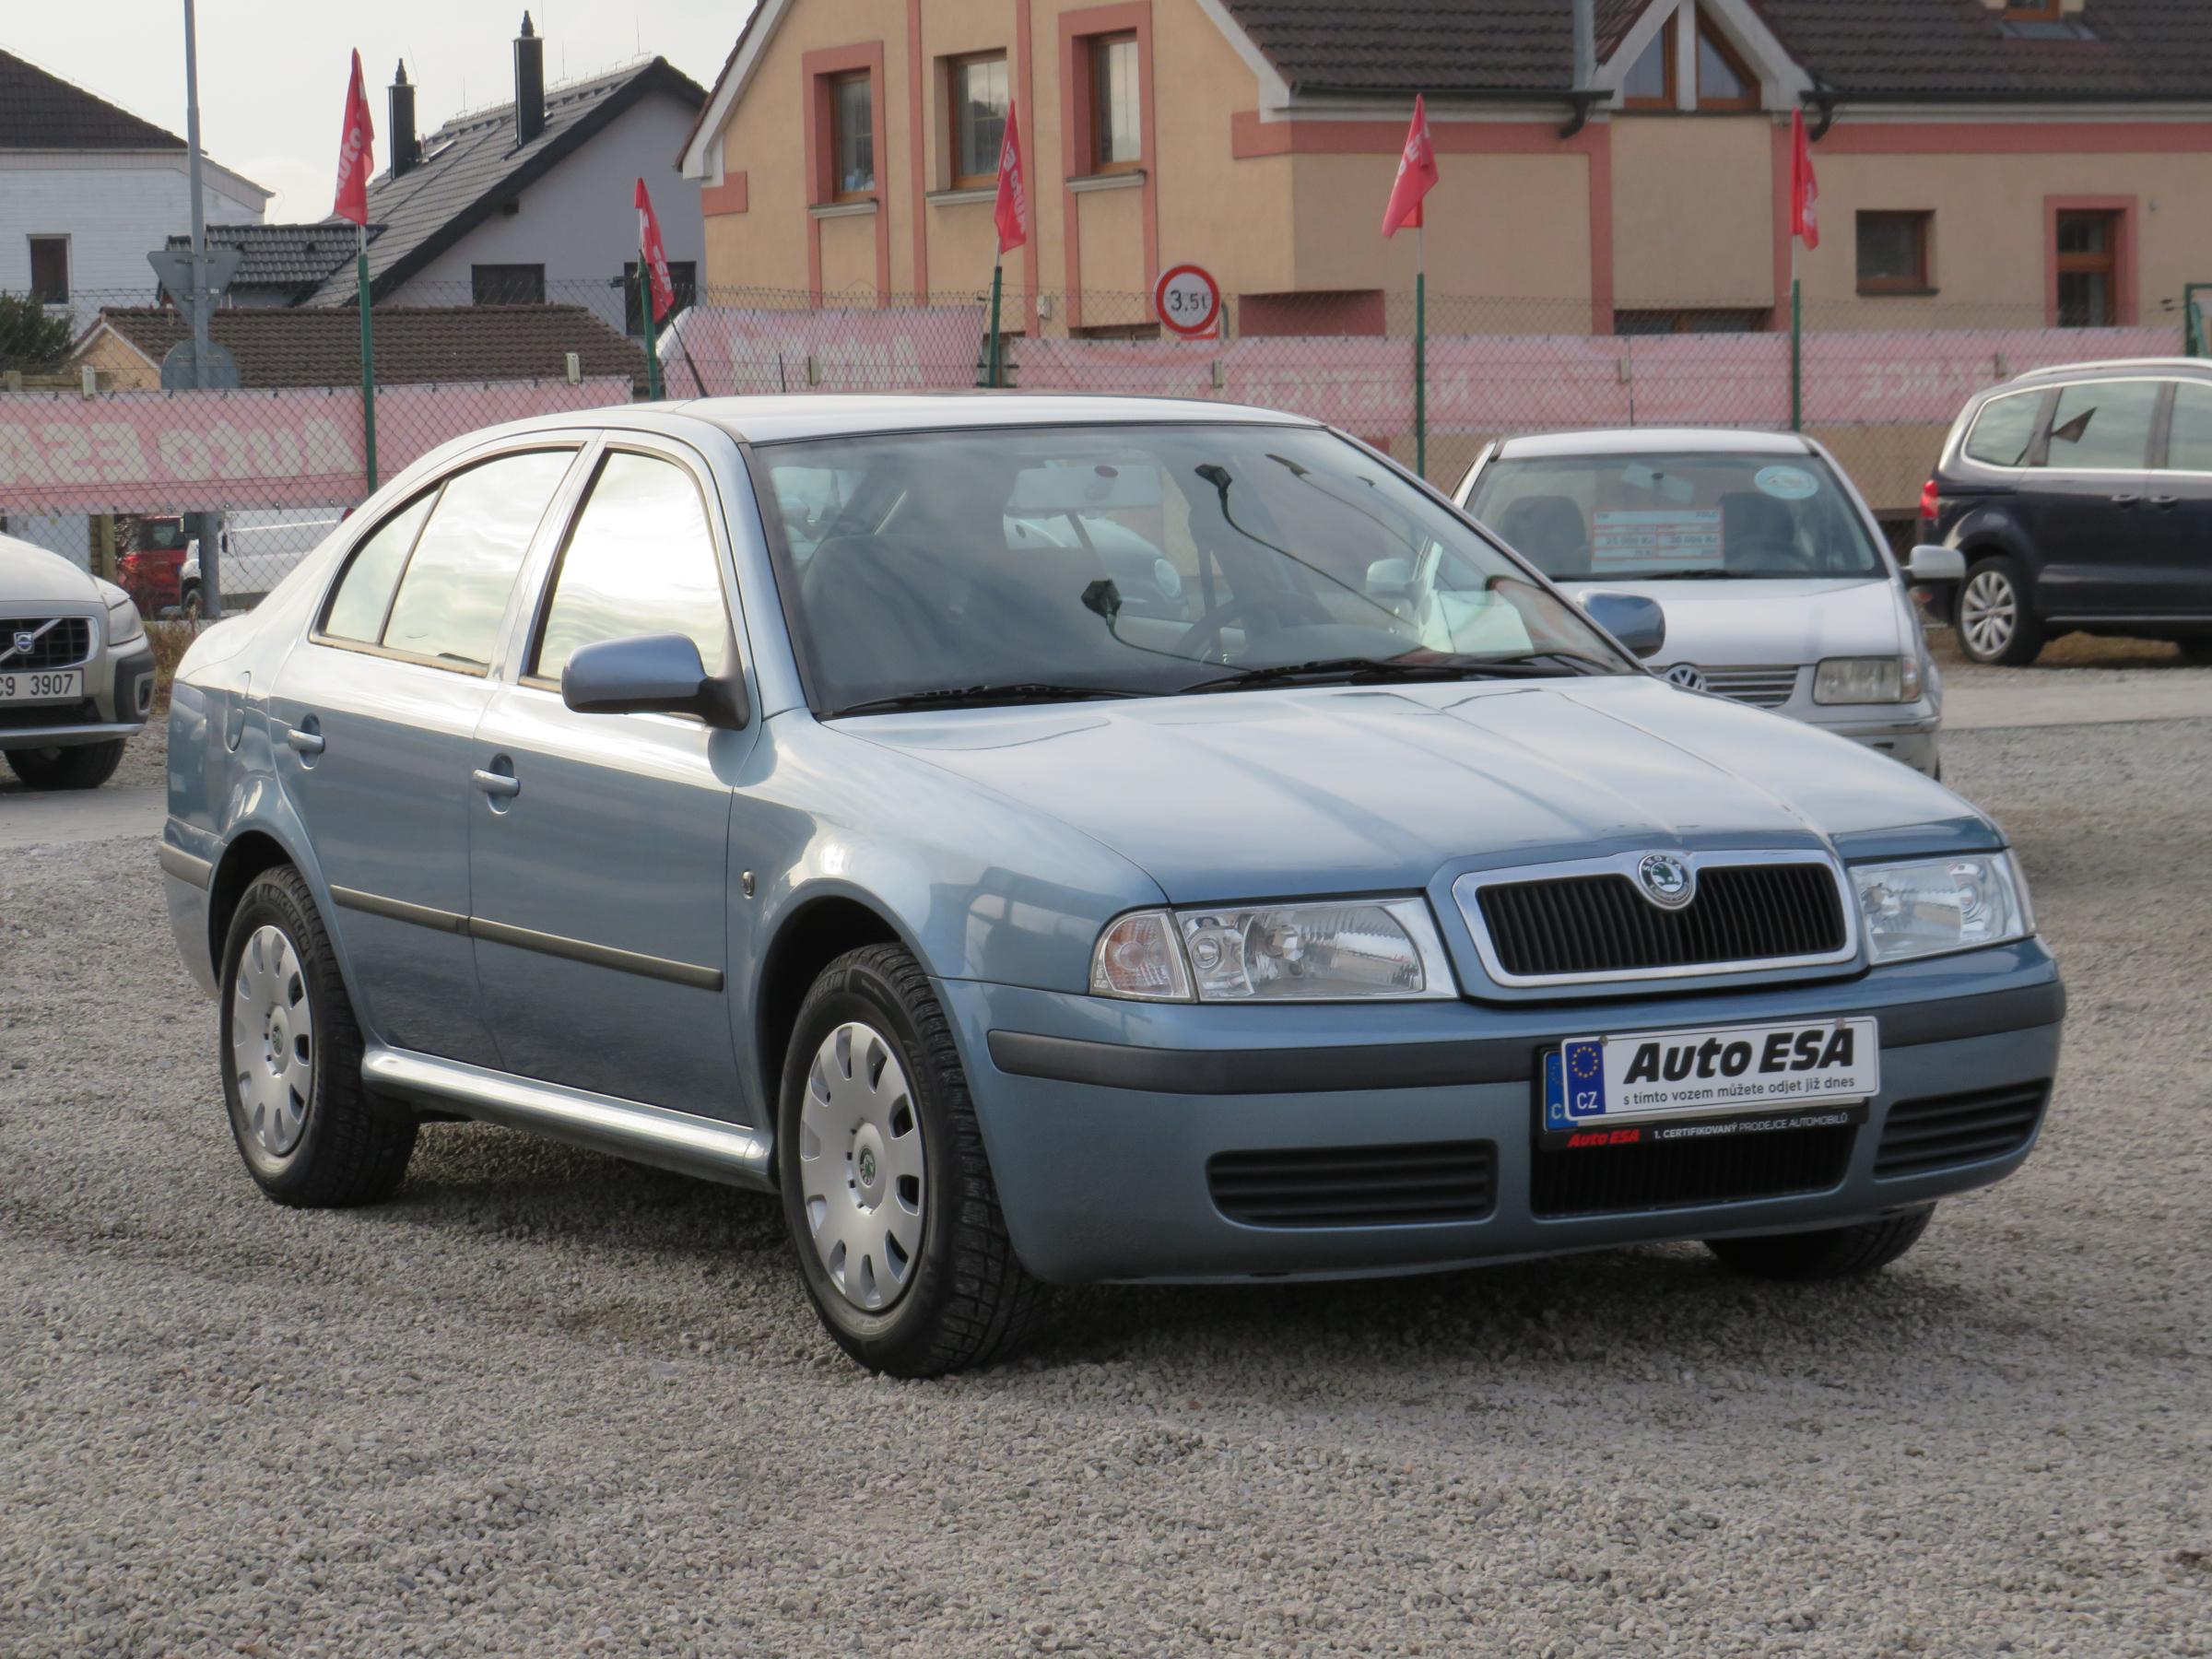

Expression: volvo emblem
xmin=1636 ymin=853 xmax=1695 ymax=909
xmin=1665 ymin=663 xmax=1708 ymax=692
xmin=11 ymin=630 xmax=34 ymax=657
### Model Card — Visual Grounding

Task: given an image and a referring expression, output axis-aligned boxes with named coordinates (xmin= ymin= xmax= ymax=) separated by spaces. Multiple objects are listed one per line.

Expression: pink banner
xmin=0 ymin=380 xmax=634 ymax=514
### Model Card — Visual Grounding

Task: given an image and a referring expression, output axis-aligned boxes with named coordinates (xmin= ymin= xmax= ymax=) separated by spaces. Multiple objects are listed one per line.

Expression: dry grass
xmin=1926 ymin=627 xmax=2196 ymax=671
xmin=146 ymin=620 xmax=206 ymax=711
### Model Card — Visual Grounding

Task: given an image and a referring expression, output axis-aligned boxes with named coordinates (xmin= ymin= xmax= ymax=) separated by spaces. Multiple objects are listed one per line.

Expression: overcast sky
xmin=6 ymin=2 xmax=750 ymax=220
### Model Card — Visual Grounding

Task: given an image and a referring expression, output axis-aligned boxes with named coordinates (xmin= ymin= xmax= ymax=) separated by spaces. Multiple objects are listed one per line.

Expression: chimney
xmin=1571 ymin=0 xmax=1595 ymax=90
xmin=389 ymin=61 xmax=418 ymax=177
xmin=513 ymin=13 xmax=546 ymax=147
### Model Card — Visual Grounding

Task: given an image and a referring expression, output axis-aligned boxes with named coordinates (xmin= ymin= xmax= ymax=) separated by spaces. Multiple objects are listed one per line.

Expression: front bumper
xmin=0 ymin=641 xmax=152 ymax=747
xmin=938 ymin=942 xmax=2061 ymax=1284
xmin=1805 ymin=700 xmax=1940 ymax=775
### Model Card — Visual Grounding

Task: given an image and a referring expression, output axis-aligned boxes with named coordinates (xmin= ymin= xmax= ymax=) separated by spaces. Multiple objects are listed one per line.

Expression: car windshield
xmin=1465 ymin=451 xmax=1888 ymax=582
xmin=752 ymin=424 xmax=1630 ymax=715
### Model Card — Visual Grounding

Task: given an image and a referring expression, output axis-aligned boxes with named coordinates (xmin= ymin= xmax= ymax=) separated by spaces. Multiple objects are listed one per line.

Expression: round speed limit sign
xmin=1154 ymin=264 xmax=1222 ymax=339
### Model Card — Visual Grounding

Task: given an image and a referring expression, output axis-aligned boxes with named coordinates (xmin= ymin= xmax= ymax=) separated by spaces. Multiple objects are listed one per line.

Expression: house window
xmin=1696 ymin=18 xmax=1758 ymax=110
xmin=1614 ymin=308 xmax=1766 ymax=335
xmin=2055 ymin=211 xmax=2119 ymax=327
xmin=1857 ymin=212 xmax=1933 ymax=295
xmin=950 ymin=53 xmax=1008 ymax=188
xmin=472 ymin=264 xmax=545 ymax=305
xmin=1090 ymin=33 xmax=1141 ymax=171
xmin=832 ymin=71 xmax=876 ymax=197
xmin=623 ymin=260 xmax=697 ymax=336
xmin=28 ymin=236 xmax=68 ymax=305
xmin=1621 ymin=16 xmax=1675 ymax=109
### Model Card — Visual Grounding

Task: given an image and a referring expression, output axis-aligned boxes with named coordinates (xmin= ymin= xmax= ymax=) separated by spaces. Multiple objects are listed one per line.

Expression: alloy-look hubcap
xmin=230 ymin=924 xmax=315 ymax=1158
xmin=799 ymin=1021 xmax=925 ymax=1312
xmin=1960 ymin=570 xmax=2017 ymax=659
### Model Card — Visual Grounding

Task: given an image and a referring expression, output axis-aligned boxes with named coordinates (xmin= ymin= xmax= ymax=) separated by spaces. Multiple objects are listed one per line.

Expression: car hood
xmin=837 ymin=675 xmax=1984 ymax=901
xmin=0 ymin=535 xmax=102 ymax=606
xmin=1560 ymin=576 xmax=1906 ymax=669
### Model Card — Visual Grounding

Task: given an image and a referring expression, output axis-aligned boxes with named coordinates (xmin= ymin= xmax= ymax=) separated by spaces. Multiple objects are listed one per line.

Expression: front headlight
xmin=1852 ymin=853 xmax=2032 ymax=964
xmin=1814 ymin=655 xmax=1914 ymax=704
xmin=102 ymin=588 xmax=145 ymax=647
xmin=1091 ymin=899 xmax=1454 ymax=1002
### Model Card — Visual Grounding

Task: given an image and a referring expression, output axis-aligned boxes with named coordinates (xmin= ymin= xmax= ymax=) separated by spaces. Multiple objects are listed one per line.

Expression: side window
xmin=379 ymin=451 xmax=576 ymax=669
xmin=2162 ymin=382 xmax=2212 ymax=472
xmin=2044 ymin=381 xmax=2159 ymax=472
xmin=531 ymin=453 xmax=731 ymax=684
xmin=1961 ymin=393 xmax=2043 ymax=469
xmin=322 ymin=493 xmax=433 ymax=642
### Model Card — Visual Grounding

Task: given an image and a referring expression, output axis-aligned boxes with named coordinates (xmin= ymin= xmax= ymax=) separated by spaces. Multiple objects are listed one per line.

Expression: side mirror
xmin=561 ymin=633 xmax=747 ymax=727
xmin=1906 ymin=544 xmax=1968 ymax=583
xmin=1583 ymin=591 xmax=1666 ymax=660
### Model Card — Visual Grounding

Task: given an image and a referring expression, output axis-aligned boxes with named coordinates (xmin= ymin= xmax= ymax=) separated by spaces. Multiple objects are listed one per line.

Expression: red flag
xmin=333 ymin=49 xmax=375 ymax=227
xmin=1790 ymin=108 xmax=1820 ymax=251
xmin=1381 ymin=94 xmax=1438 ymax=239
xmin=993 ymin=100 xmax=1030 ymax=255
xmin=635 ymin=178 xmax=677 ymax=323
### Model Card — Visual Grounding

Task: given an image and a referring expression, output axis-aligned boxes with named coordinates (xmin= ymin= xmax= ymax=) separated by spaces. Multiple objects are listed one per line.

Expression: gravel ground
xmin=3 ymin=721 xmax=2208 ymax=1658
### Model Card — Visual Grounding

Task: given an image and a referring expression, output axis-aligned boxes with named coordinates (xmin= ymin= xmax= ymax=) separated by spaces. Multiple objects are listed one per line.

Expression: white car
xmin=0 ymin=532 xmax=155 ymax=789
xmin=1454 ymin=429 xmax=1944 ymax=776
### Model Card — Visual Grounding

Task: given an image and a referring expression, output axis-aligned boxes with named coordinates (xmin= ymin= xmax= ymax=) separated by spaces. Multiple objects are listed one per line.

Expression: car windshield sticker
xmin=1754 ymin=465 xmax=1820 ymax=500
xmin=1591 ymin=509 xmax=1723 ymax=573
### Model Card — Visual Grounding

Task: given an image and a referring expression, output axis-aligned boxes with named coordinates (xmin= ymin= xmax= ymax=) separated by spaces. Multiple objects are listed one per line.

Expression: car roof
xmin=2008 ymin=357 xmax=2212 ymax=385
xmin=674 ymin=392 xmax=1321 ymax=445
xmin=1490 ymin=428 xmax=1817 ymax=460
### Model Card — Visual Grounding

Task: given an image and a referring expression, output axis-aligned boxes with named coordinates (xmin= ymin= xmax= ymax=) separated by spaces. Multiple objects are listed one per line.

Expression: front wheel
xmin=4 ymin=739 xmax=126 ymax=791
xmin=1956 ymin=557 xmax=2045 ymax=665
xmin=778 ymin=945 xmax=1044 ymax=1376
xmin=1705 ymin=1206 xmax=1935 ymax=1280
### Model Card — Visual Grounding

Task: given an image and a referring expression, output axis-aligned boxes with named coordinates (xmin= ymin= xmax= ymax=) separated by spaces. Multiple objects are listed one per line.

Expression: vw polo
xmin=162 ymin=396 xmax=2064 ymax=1375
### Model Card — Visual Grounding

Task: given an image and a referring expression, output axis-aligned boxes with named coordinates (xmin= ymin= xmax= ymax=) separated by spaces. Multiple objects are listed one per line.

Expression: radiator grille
xmin=1531 ymin=1124 xmax=1854 ymax=1218
xmin=1209 ymin=1141 xmax=1497 ymax=1228
xmin=0 ymin=618 xmax=93 ymax=670
xmin=1698 ymin=665 xmax=1800 ymax=709
xmin=1876 ymin=1083 xmax=2049 ymax=1178
xmin=1474 ymin=861 xmax=1846 ymax=980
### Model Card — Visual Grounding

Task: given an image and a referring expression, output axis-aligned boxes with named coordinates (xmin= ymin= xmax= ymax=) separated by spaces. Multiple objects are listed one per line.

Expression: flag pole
xmin=357 ymin=219 xmax=378 ymax=492
xmin=1415 ymin=219 xmax=1429 ymax=479
xmin=987 ymin=259 xmax=1005 ymax=390
xmin=640 ymin=253 xmax=665 ymax=400
xmin=1790 ymin=235 xmax=1803 ymax=434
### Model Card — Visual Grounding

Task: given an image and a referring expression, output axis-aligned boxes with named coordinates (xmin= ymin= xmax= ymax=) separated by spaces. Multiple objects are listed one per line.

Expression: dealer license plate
xmin=1541 ymin=1017 xmax=1879 ymax=1135
xmin=0 ymin=668 xmax=83 ymax=704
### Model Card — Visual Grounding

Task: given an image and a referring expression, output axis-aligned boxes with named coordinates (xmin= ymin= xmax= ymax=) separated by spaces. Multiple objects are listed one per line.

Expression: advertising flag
xmin=334 ymin=50 xmax=375 ymax=227
xmin=1790 ymin=107 xmax=1820 ymax=250
xmin=994 ymin=100 xmax=1030 ymax=255
xmin=1381 ymin=94 xmax=1438 ymax=238
xmin=635 ymin=178 xmax=677 ymax=323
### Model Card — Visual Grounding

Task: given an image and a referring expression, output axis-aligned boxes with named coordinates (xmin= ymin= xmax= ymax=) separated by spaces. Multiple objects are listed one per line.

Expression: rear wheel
xmin=4 ymin=739 xmax=126 ymax=791
xmin=219 ymin=865 xmax=416 ymax=1206
xmin=778 ymin=944 xmax=1043 ymax=1376
xmin=1956 ymin=557 xmax=2045 ymax=665
xmin=179 ymin=581 xmax=204 ymax=621
xmin=1705 ymin=1206 xmax=1935 ymax=1280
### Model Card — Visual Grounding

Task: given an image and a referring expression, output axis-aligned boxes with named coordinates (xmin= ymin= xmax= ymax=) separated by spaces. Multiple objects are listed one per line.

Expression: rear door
xmin=2143 ymin=379 xmax=2212 ymax=624
xmin=2023 ymin=377 xmax=2160 ymax=619
xmin=466 ymin=440 xmax=756 ymax=1116
xmin=271 ymin=443 xmax=583 ymax=1065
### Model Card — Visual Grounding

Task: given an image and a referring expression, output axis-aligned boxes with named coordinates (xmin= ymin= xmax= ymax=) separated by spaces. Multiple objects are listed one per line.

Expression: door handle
xmin=2150 ymin=494 xmax=2182 ymax=508
xmin=284 ymin=723 xmax=324 ymax=755
xmin=472 ymin=768 xmax=521 ymax=799
xmin=2109 ymin=492 xmax=2142 ymax=505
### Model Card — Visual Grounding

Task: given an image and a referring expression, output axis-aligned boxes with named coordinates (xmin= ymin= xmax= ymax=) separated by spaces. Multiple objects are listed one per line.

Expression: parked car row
xmin=160 ymin=392 xmax=2061 ymax=1375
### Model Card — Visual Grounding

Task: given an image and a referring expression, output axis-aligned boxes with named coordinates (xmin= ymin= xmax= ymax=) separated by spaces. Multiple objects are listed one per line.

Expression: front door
xmin=272 ymin=446 xmax=581 ymax=1064
xmin=467 ymin=445 xmax=756 ymax=1116
xmin=2142 ymin=380 xmax=2212 ymax=625
xmin=2024 ymin=376 xmax=2160 ymax=618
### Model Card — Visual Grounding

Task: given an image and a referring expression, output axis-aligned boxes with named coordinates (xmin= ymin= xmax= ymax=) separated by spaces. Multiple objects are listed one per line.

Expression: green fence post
xmin=356 ymin=239 xmax=378 ymax=492
xmin=640 ymin=260 xmax=665 ymax=400
xmin=1790 ymin=276 xmax=1804 ymax=434
xmin=1414 ymin=227 xmax=1428 ymax=478
xmin=987 ymin=264 xmax=1005 ymax=390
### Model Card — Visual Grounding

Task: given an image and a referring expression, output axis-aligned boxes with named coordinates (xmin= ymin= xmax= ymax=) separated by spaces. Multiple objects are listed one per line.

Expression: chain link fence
xmin=0 ymin=280 xmax=2193 ymax=612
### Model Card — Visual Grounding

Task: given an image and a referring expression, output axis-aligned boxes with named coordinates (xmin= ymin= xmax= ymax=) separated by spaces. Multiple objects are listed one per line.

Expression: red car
xmin=114 ymin=517 xmax=189 ymax=615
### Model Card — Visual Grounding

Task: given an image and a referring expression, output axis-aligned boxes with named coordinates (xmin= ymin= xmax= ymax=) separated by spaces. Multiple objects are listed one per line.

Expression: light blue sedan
xmin=162 ymin=396 xmax=2064 ymax=1375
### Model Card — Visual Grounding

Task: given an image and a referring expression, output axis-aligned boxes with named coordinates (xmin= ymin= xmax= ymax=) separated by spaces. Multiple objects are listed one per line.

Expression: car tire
xmin=219 ymin=865 xmax=417 ymax=1207
xmin=1956 ymin=557 xmax=2045 ymax=665
xmin=179 ymin=582 xmax=204 ymax=621
xmin=4 ymin=739 xmax=126 ymax=791
xmin=1704 ymin=1206 xmax=1935 ymax=1281
xmin=778 ymin=944 xmax=1044 ymax=1377
xmin=2178 ymin=638 xmax=2212 ymax=665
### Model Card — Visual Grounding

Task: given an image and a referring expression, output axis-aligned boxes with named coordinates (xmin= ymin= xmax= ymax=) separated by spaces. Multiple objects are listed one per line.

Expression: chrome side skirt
xmin=361 ymin=1045 xmax=774 ymax=1192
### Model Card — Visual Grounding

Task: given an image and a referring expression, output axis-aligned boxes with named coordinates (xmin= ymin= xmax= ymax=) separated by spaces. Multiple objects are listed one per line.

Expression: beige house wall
xmin=1611 ymin=115 xmax=1774 ymax=311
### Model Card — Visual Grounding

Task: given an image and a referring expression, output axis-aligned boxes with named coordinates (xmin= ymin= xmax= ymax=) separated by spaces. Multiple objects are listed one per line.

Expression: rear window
xmin=1962 ymin=391 xmax=2043 ymax=468
xmin=2044 ymin=381 xmax=2159 ymax=472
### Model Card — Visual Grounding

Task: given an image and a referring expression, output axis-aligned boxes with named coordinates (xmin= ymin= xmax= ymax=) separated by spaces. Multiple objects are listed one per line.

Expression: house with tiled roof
xmin=678 ymin=0 xmax=2212 ymax=339
xmin=0 ymin=47 xmax=269 ymax=327
xmin=162 ymin=225 xmax=379 ymax=309
xmin=286 ymin=17 xmax=708 ymax=342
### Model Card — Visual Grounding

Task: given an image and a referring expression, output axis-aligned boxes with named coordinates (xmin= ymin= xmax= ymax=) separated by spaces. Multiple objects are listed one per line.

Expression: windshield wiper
xmin=1180 ymin=655 xmax=1597 ymax=694
xmin=831 ymin=683 xmax=1147 ymax=716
